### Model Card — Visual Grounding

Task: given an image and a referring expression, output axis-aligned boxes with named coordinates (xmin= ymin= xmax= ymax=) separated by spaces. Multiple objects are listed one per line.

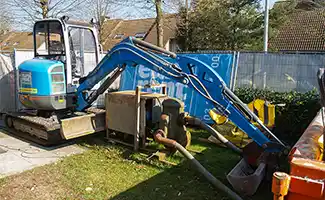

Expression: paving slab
xmin=0 ymin=152 xmax=34 ymax=175
xmin=0 ymin=123 xmax=86 ymax=178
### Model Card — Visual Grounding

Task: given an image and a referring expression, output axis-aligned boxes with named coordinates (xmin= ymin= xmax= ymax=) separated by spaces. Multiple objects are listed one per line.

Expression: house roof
xmin=101 ymin=18 xmax=155 ymax=50
xmin=101 ymin=14 xmax=178 ymax=50
xmin=269 ymin=8 xmax=325 ymax=52
xmin=144 ymin=14 xmax=178 ymax=47
xmin=0 ymin=32 xmax=35 ymax=51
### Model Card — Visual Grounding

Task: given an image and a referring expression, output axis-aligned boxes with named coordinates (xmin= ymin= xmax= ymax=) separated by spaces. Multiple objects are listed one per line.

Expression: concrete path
xmin=0 ymin=122 xmax=85 ymax=178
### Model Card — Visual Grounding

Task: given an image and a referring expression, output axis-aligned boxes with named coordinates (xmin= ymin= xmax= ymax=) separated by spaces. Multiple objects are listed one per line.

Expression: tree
xmin=5 ymin=0 xmax=86 ymax=29
xmin=155 ymin=0 xmax=164 ymax=47
xmin=267 ymin=0 xmax=297 ymax=48
xmin=296 ymin=0 xmax=325 ymax=9
xmin=176 ymin=0 xmax=265 ymax=51
xmin=114 ymin=0 xmax=167 ymax=47
xmin=81 ymin=0 xmax=169 ymax=46
xmin=80 ymin=0 xmax=116 ymax=43
xmin=0 ymin=4 xmax=13 ymax=34
xmin=108 ymin=0 xmax=182 ymax=47
xmin=152 ymin=0 xmax=187 ymax=47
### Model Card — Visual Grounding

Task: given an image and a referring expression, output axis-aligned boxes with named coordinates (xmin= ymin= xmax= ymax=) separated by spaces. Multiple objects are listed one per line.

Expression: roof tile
xmin=270 ymin=9 xmax=325 ymax=51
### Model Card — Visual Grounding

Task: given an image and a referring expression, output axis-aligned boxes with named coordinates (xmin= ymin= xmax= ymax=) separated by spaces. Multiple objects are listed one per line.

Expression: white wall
xmin=14 ymin=50 xmax=34 ymax=67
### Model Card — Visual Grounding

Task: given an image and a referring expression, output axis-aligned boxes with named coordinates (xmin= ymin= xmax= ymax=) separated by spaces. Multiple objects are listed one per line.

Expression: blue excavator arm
xmin=76 ymin=37 xmax=286 ymax=152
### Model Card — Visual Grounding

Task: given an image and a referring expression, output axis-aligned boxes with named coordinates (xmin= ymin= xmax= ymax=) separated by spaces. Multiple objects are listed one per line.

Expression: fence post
xmin=13 ymin=48 xmax=19 ymax=112
xmin=230 ymin=51 xmax=236 ymax=90
xmin=263 ymin=71 xmax=267 ymax=89
xmin=232 ymin=51 xmax=240 ymax=90
xmin=252 ymin=54 xmax=256 ymax=88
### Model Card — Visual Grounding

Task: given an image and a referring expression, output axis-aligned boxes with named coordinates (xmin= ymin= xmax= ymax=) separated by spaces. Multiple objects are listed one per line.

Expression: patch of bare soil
xmin=0 ymin=164 xmax=78 ymax=200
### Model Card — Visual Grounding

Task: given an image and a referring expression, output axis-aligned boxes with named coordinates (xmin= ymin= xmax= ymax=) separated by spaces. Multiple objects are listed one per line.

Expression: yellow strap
xmin=210 ymin=99 xmax=276 ymax=128
xmin=209 ymin=109 xmax=227 ymax=125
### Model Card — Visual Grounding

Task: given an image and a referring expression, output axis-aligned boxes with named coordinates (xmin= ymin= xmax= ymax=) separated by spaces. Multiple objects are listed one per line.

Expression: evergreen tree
xmin=176 ymin=0 xmax=264 ymax=51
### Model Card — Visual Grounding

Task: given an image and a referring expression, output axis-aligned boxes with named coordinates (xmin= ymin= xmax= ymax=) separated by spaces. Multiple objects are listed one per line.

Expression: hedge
xmin=234 ymin=87 xmax=321 ymax=145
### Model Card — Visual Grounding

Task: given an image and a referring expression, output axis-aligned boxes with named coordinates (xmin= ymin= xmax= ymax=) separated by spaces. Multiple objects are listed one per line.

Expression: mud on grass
xmin=0 ymin=129 xmax=274 ymax=200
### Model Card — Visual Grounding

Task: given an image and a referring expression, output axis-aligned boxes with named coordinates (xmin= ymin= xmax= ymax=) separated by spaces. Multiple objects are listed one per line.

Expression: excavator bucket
xmin=207 ymin=99 xmax=279 ymax=196
xmin=208 ymin=99 xmax=276 ymax=148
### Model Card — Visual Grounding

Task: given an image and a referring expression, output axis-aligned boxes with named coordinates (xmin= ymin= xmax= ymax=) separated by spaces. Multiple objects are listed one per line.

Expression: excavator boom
xmin=76 ymin=37 xmax=286 ymax=152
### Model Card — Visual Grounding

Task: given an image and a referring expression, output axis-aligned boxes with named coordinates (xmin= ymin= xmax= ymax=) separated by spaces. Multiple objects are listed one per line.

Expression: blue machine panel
xmin=119 ymin=53 xmax=235 ymax=123
xmin=19 ymin=58 xmax=65 ymax=96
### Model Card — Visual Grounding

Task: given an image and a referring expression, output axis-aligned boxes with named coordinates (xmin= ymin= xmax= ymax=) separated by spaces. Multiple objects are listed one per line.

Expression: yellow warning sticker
xmin=20 ymin=88 xmax=38 ymax=94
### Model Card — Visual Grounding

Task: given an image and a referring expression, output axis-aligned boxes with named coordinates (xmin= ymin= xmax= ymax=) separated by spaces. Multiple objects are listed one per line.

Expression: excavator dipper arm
xmin=76 ymin=37 xmax=286 ymax=152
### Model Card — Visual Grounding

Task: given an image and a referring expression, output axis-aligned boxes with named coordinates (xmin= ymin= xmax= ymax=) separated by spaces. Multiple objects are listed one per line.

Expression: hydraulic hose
xmin=153 ymin=130 xmax=243 ymax=200
xmin=86 ymin=64 xmax=126 ymax=106
xmin=184 ymin=116 xmax=242 ymax=155
xmin=131 ymin=37 xmax=177 ymax=59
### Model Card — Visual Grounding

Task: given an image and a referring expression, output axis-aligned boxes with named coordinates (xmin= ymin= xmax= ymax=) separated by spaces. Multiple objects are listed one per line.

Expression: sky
xmin=114 ymin=0 xmax=281 ymax=20
xmin=261 ymin=0 xmax=278 ymax=9
xmin=12 ymin=0 xmax=280 ymax=31
xmin=116 ymin=0 xmax=281 ymax=20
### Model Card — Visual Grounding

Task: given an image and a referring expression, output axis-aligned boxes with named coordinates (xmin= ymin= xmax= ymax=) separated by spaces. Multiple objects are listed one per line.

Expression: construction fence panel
xmin=235 ymin=52 xmax=325 ymax=93
xmin=0 ymin=52 xmax=17 ymax=113
xmin=0 ymin=50 xmax=34 ymax=113
xmin=3 ymin=49 xmax=324 ymax=114
xmin=119 ymin=52 xmax=236 ymax=123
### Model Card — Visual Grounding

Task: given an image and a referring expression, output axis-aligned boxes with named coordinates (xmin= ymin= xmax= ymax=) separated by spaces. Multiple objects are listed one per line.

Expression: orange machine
xmin=272 ymin=109 xmax=325 ymax=200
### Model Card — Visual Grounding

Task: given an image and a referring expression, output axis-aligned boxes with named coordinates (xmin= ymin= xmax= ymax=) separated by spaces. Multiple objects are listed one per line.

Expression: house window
xmin=135 ymin=32 xmax=146 ymax=39
xmin=114 ymin=34 xmax=124 ymax=39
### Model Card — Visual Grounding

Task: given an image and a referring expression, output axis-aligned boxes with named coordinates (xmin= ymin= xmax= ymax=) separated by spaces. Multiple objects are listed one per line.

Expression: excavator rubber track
xmin=2 ymin=107 xmax=106 ymax=146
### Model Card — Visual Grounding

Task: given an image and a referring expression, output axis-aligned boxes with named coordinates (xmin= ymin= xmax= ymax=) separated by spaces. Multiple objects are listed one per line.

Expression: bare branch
xmin=4 ymin=0 xmax=91 ymax=30
xmin=48 ymin=0 xmax=68 ymax=12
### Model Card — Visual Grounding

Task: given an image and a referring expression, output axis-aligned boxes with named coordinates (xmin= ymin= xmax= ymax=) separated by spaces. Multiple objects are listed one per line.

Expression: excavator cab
xmin=19 ymin=16 xmax=100 ymax=112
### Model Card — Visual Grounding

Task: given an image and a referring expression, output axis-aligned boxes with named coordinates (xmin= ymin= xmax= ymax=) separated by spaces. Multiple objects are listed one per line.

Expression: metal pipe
xmin=230 ymin=51 xmax=236 ymax=90
xmin=184 ymin=116 xmax=242 ymax=155
xmin=86 ymin=64 xmax=126 ymax=105
xmin=263 ymin=0 xmax=269 ymax=52
xmin=232 ymin=51 xmax=240 ymax=90
xmin=153 ymin=130 xmax=243 ymax=200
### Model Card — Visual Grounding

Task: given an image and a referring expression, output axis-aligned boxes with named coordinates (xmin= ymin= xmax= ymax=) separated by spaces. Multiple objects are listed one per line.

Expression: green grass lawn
xmin=0 ymin=129 xmax=275 ymax=200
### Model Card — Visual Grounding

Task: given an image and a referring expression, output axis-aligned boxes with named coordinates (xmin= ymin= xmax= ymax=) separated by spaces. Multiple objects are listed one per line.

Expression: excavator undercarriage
xmin=2 ymin=107 xmax=105 ymax=146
